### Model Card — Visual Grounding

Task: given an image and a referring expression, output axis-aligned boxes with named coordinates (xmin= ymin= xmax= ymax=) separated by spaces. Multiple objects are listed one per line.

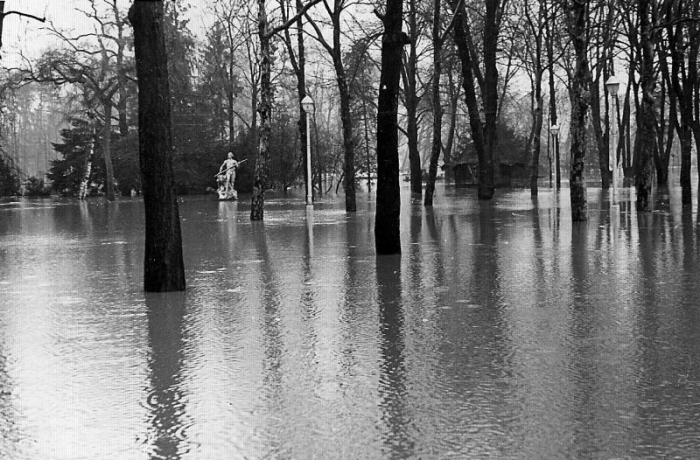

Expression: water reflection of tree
xmin=251 ymin=223 xmax=285 ymax=442
xmin=145 ymin=292 xmax=189 ymax=460
xmin=376 ymin=254 xmax=415 ymax=458
xmin=0 ymin=341 xmax=20 ymax=455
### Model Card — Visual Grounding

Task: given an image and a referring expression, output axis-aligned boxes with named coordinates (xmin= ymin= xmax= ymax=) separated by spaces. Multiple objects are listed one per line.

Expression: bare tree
xmin=251 ymin=0 xmax=321 ymax=221
xmin=562 ymin=0 xmax=592 ymax=221
xmin=448 ymin=0 xmax=508 ymax=200
xmin=304 ymin=0 xmax=358 ymax=212
xmin=128 ymin=0 xmax=185 ymax=292
xmin=634 ymin=0 xmax=658 ymax=211
xmin=375 ymin=2 xmax=410 ymax=254
xmin=425 ymin=0 xmax=460 ymax=206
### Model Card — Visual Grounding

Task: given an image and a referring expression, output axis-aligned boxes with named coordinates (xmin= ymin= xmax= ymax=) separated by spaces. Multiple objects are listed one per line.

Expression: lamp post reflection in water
xmin=301 ymin=95 xmax=314 ymax=207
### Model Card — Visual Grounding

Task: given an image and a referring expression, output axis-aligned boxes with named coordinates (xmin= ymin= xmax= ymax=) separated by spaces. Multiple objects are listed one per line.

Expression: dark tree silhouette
xmin=129 ymin=1 xmax=186 ymax=292
xmin=375 ymin=2 xmax=409 ymax=255
xmin=563 ymin=0 xmax=592 ymax=222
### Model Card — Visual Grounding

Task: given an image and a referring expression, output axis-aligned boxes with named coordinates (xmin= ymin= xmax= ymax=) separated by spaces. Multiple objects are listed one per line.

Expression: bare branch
xmin=269 ymin=0 xmax=322 ymax=37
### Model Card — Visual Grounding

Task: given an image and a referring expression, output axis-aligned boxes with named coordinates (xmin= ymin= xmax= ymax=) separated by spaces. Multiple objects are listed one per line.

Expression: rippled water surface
xmin=1 ymin=186 xmax=700 ymax=459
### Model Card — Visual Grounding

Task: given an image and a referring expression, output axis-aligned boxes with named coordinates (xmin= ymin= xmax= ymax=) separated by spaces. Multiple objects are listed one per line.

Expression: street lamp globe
xmin=605 ymin=75 xmax=620 ymax=95
xmin=551 ymin=124 xmax=559 ymax=136
xmin=301 ymin=95 xmax=314 ymax=113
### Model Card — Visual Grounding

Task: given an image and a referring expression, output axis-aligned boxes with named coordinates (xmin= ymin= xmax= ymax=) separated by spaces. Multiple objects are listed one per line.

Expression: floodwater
xmin=1 ymin=185 xmax=700 ymax=459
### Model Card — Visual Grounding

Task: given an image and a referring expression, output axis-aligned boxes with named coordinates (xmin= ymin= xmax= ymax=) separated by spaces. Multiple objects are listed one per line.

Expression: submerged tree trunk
xmin=337 ymin=68 xmax=356 ymax=212
xmin=405 ymin=0 xmax=422 ymax=197
xmin=251 ymin=0 xmax=272 ymax=221
xmin=481 ymin=0 xmax=500 ymax=199
xmin=78 ymin=113 xmax=96 ymax=200
xmin=375 ymin=3 xmax=408 ymax=254
xmin=102 ymin=99 xmax=116 ymax=201
xmin=449 ymin=0 xmax=493 ymax=199
xmin=546 ymin=3 xmax=559 ymax=190
xmin=424 ymin=0 xmax=443 ymax=207
xmin=635 ymin=0 xmax=656 ymax=211
xmin=129 ymin=0 xmax=186 ymax=292
xmin=565 ymin=0 xmax=592 ymax=222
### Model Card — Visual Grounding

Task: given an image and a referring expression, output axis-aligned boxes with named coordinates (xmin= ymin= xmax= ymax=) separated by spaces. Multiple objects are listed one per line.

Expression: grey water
xmin=1 ymin=185 xmax=700 ymax=459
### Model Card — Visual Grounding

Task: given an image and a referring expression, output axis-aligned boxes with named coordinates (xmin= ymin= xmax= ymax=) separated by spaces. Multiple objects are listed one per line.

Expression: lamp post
xmin=551 ymin=123 xmax=560 ymax=189
xmin=301 ymin=95 xmax=314 ymax=207
xmin=605 ymin=75 xmax=620 ymax=207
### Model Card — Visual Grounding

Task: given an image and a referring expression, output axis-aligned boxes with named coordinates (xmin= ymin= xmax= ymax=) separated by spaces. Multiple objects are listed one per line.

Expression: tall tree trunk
xmin=375 ymin=3 xmax=408 ymax=255
xmin=635 ymin=0 xmax=656 ymax=211
xmin=546 ymin=1 xmax=559 ymax=189
xmin=405 ymin=0 xmax=422 ymax=196
xmin=227 ymin=90 xmax=235 ymax=148
xmin=529 ymin=79 xmax=543 ymax=195
xmin=102 ymin=99 xmax=116 ymax=201
xmin=665 ymin=0 xmax=695 ymax=202
xmin=591 ymin=78 xmax=612 ymax=189
xmin=129 ymin=0 xmax=186 ymax=292
xmin=450 ymin=0 xmax=489 ymax=198
xmin=424 ymin=0 xmax=443 ymax=207
xmin=294 ymin=0 xmax=309 ymax=200
xmin=78 ymin=114 xmax=96 ymax=200
xmin=444 ymin=69 xmax=460 ymax=183
xmin=280 ymin=0 xmax=309 ymax=198
xmin=251 ymin=0 xmax=272 ymax=221
xmin=336 ymin=66 xmax=356 ymax=212
xmin=565 ymin=0 xmax=592 ymax=222
xmin=481 ymin=0 xmax=499 ymax=199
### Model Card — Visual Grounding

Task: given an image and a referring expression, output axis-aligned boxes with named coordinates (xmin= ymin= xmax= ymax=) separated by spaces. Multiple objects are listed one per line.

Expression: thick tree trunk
xmin=565 ymin=0 xmax=591 ymax=222
xmin=450 ymin=0 xmax=490 ymax=198
xmin=529 ymin=92 xmax=543 ymax=195
xmin=375 ymin=3 xmax=407 ymax=255
xmin=591 ymin=80 xmax=612 ymax=189
xmin=293 ymin=0 xmax=309 ymax=199
xmin=129 ymin=1 xmax=186 ymax=292
xmin=635 ymin=0 xmax=656 ymax=211
xmin=251 ymin=0 xmax=272 ymax=221
xmin=336 ymin=69 xmax=356 ymax=212
xmin=406 ymin=0 xmax=422 ymax=197
xmin=546 ymin=3 xmax=559 ymax=189
xmin=444 ymin=71 xmax=460 ymax=183
xmin=102 ymin=100 xmax=116 ymax=201
xmin=481 ymin=0 xmax=499 ymax=199
xmin=424 ymin=0 xmax=442 ymax=207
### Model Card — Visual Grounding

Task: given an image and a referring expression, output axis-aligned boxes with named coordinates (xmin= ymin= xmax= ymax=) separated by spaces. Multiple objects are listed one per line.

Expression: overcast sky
xmin=2 ymin=0 xmax=211 ymax=66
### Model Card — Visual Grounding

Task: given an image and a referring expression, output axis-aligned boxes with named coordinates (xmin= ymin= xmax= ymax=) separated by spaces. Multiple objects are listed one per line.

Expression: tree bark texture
xmin=78 ymin=114 xmax=96 ymax=200
xmin=406 ymin=0 xmax=422 ymax=197
xmin=424 ymin=0 xmax=443 ymax=207
xmin=481 ymin=0 xmax=500 ymax=200
xmin=449 ymin=0 xmax=492 ymax=199
xmin=337 ymin=67 xmax=357 ymax=212
xmin=635 ymin=0 xmax=656 ymax=211
xmin=251 ymin=0 xmax=272 ymax=221
xmin=565 ymin=0 xmax=591 ymax=222
xmin=665 ymin=0 xmax=695 ymax=203
xmin=375 ymin=2 xmax=407 ymax=255
xmin=102 ymin=99 xmax=116 ymax=201
xmin=546 ymin=2 xmax=559 ymax=189
xmin=129 ymin=1 xmax=186 ymax=292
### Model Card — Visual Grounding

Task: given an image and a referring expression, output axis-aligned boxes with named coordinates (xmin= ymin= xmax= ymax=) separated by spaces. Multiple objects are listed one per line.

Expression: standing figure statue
xmin=216 ymin=152 xmax=239 ymax=200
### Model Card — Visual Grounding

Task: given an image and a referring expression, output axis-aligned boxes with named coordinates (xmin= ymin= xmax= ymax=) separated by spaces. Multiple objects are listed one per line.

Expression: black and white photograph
xmin=1 ymin=0 xmax=700 ymax=458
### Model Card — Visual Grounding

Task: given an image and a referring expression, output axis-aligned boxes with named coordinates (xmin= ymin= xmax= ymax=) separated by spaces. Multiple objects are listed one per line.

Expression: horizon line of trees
xmin=0 ymin=1 xmax=698 ymax=221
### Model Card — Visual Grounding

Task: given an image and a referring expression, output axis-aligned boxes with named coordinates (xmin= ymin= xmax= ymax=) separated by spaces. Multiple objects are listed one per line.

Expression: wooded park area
xmin=1 ymin=0 xmax=700 ymax=287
